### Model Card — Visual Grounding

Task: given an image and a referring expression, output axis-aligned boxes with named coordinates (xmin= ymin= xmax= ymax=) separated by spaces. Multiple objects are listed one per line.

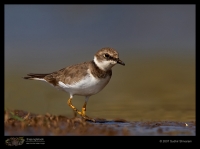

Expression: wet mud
xmin=4 ymin=110 xmax=195 ymax=136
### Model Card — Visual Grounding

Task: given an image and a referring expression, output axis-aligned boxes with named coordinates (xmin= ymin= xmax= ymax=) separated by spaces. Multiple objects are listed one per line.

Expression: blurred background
xmin=5 ymin=5 xmax=195 ymax=121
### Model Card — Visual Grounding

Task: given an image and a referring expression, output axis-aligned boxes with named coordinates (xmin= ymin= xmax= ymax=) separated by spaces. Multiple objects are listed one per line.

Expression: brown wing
xmin=53 ymin=62 xmax=89 ymax=85
xmin=24 ymin=62 xmax=90 ymax=86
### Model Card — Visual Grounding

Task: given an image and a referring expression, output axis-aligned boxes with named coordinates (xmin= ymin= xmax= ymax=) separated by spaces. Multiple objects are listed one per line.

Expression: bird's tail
xmin=23 ymin=73 xmax=50 ymax=80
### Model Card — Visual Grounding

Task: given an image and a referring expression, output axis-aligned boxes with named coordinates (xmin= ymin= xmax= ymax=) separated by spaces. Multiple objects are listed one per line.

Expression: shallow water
xmin=90 ymin=120 xmax=195 ymax=136
xmin=5 ymin=121 xmax=195 ymax=136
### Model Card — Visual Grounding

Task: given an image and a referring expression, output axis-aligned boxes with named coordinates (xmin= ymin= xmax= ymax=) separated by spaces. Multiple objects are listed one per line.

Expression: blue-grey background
xmin=5 ymin=5 xmax=195 ymax=121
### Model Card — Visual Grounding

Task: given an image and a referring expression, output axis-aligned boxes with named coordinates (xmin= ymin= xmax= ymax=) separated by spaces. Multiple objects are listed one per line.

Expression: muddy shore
xmin=4 ymin=110 xmax=195 ymax=136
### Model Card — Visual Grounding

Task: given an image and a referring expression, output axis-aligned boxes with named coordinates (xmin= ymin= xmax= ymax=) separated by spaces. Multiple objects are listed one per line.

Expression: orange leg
xmin=67 ymin=98 xmax=95 ymax=122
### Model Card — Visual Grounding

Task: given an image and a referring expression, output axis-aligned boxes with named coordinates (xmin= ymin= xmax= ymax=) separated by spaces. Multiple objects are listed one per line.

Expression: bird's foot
xmin=82 ymin=115 xmax=96 ymax=122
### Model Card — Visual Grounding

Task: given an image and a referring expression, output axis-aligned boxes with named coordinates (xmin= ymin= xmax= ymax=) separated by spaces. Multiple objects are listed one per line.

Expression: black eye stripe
xmin=104 ymin=53 xmax=110 ymax=58
xmin=104 ymin=54 xmax=118 ymax=61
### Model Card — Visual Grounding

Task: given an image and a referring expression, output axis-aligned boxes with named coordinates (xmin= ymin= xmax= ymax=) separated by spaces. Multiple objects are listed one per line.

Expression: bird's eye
xmin=104 ymin=53 xmax=109 ymax=58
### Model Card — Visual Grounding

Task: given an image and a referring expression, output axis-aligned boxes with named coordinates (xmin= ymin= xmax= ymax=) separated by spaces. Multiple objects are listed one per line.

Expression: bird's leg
xmin=81 ymin=96 xmax=96 ymax=122
xmin=67 ymin=97 xmax=82 ymax=116
xmin=81 ymin=101 xmax=87 ymax=116
xmin=81 ymin=96 xmax=89 ymax=117
xmin=67 ymin=97 xmax=95 ymax=122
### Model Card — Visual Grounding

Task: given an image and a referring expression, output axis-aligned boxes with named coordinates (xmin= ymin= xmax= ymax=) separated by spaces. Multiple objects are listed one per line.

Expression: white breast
xmin=58 ymin=69 xmax=111 ymax=96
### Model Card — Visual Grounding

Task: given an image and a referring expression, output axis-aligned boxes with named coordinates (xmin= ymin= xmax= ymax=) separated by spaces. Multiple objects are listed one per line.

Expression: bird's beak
xmin=117 ymin=58 xmax=125 ymax=66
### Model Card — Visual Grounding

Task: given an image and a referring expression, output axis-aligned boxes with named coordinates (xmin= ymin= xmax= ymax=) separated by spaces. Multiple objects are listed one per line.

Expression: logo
xmin=5 ymin=137 xmax=25 ymax=146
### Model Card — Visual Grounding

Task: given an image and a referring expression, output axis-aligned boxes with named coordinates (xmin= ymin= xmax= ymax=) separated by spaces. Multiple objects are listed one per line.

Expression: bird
xmin=24 ymin=47 xmax=125 ymax=122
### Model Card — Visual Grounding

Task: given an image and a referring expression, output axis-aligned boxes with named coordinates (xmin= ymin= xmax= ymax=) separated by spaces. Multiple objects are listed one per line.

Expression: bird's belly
xmin=58 ymin=75 xmax=111 ymax=96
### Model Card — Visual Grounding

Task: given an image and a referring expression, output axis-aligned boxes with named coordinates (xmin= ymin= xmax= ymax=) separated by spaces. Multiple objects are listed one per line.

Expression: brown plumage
xmin=24 ymin=60 xmax=112 ymax=86
xmin=23 ymin=47 xmax=125 ymax=122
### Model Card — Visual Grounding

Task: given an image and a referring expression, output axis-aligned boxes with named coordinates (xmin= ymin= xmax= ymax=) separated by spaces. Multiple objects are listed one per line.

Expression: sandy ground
xmin=4 ymin=110 xmax=195 ymax=136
